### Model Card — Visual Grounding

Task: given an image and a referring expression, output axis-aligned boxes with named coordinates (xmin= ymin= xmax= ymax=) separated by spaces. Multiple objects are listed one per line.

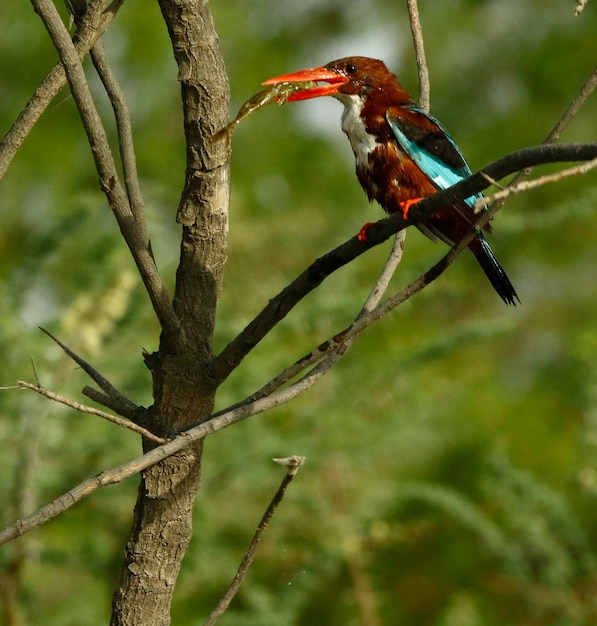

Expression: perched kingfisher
xmin=263 ymin=56 xmax=519 ymax=305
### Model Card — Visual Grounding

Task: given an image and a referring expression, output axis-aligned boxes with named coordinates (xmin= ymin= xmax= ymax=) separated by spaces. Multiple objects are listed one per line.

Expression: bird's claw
xmin=357 ymin=222 xmax=375 ymax=242
xmin=399 ymin=197 xmax=423 ymax=220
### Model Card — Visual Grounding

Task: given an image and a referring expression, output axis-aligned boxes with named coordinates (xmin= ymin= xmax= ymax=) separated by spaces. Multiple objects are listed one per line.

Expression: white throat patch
xmin=337 ymin=94 xmax=378 ymax=168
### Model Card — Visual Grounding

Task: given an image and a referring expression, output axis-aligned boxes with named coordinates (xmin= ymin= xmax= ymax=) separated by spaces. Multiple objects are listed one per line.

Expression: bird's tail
xmin=471 ymin=233 xmax=520 ymax=306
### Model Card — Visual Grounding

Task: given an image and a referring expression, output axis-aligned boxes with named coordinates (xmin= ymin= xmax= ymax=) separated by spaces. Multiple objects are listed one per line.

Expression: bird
xmin=263 ymin=56 xmax=519 ymax=305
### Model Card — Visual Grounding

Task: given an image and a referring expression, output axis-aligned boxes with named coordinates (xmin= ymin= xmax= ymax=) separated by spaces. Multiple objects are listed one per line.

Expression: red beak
xmin=262 ymin=66 xmax=348 ymax=101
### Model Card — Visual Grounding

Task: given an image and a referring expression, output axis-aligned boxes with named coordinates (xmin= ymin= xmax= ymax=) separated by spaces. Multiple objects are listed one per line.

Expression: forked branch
xmin=0 ymin=0 xmax=122 ymax=179
xmin=30 ymin=0 xmax=181 ymax=341
xmin=39 ymin=327 xmax=140 ymax=420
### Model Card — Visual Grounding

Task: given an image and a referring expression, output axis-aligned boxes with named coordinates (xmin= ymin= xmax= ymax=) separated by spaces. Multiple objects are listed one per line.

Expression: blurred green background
xmin=1 ymin=1 xmax=597 ymax=624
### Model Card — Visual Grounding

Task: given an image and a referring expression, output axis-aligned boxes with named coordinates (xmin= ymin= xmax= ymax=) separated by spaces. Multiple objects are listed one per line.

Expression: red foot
xmin=399 ymin=197 xmax=423 ymax=220
xmin=357 ymin=222 xmax=375 ymax=242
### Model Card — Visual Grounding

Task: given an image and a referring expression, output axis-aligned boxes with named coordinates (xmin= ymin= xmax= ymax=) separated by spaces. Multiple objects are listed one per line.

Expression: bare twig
xmin=0 ymin=0 xmax=122 ymax=179
xmin=0 ymin=405 xmax=300 ymax=543
xmin=575 ymin=0 xmax=590 ymax=16
xmin=30 ymin=356 xmax=41 ymax=386
xmin=304 ymin=230 xmax=408 ymax=395
xmin=30 ymin=0 xmax=182 ymax=341
xmin=39 ymin=327 xmax=140 ymax=419
xmin=477 ymin=158 xmax=597 ymax=212
xmin=193 ymin=227 xmax=467 ymax=436
xmin=544 ymin=64 xmax=597 ymax=144
xmin=203 ymin=456 xmax=305 ymax=626
xmin=360 ymin=230 xmax=406 ymax=314
xmin=203 ymin=230 xmax=408 ymax=423
xmin=81 ymin=385 xmax=141 ymax=421
xmin=489 ymin=64 xmax=597 ymax=214
xmin=89 ymin=40 xmax=146 ymax=222
xmin=16 ymin=380 xmax=166 ymax=444
xmin=406 ymin=0 xmax=430 ymax=111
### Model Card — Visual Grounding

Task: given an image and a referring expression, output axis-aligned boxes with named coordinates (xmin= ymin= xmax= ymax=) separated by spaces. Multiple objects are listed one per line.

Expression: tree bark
xmin=110 ymin=1 xmax=229 ymax=624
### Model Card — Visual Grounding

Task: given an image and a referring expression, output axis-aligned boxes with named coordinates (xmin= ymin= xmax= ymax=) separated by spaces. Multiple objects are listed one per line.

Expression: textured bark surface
xmin=110 ymin=1 xmax=229 ymax=624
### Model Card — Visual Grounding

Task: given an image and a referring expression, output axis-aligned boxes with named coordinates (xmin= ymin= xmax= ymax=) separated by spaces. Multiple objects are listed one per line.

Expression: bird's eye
xmin=345 ymin=63 xmax=357 ymax=74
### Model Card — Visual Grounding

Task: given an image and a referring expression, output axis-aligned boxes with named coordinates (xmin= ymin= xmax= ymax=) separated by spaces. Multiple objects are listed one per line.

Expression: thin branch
xmin=30 ymin=356 xmax=41 ymax=386
xmin=477 ymin=158 xmax=597 ymax=212
xmin=203 ymin=456 xmax=305 ymax=626
xmin=0 ymin=0 xmax=122 ymax=179
xmin=0 ymin=405 xmax=251 ymax=544
xmin=489 ymin=63 xmax=597 ymax=213
xmin=39 ymin=327 xmax=140 ymax=419
xmin=89 ymin=40 xmax=147 ymax=222
xmin=575 ymin=0 xmax=590 ymax=16
xmin=192 ymin=225 xmax=469 ymax=436
xmin=406 ymin=0 xmax=430 ymax=111
xmin=206 ymin=337 xmax=344 ymax=425
xmin=66 ymin=0 xmax=143 ymax=221
xmin=16 ymin=380 xmax=166 ymax=444
xmin=360 ymin=230 xmax=406 ymax=314
xmin=30 ymin=0 xmax=182 ymax=342
xmin=207 ymin=142 xmax=597 ymax=384
xmin=299 ymin=230 xmax=408 ymax=402
xmin=544 ymin=64 xmax=597 ymax=144
xmin=81 ymin=385 xmax=142 ymax=421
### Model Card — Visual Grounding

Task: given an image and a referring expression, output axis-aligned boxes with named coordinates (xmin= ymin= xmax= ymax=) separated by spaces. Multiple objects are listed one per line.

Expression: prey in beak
xmin=262 ymin=66 xmax=349 ymax=101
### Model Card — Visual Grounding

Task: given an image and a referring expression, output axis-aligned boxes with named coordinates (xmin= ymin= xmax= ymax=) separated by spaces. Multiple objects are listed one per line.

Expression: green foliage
xmin=1 ymin=1 xmax=597 ymax=624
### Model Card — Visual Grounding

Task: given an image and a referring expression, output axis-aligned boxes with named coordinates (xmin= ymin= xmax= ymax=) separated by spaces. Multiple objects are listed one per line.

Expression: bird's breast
xmin=336 ymin=94 xmax=436 ymax=214
xmin=357 ymin=142 xmax=437 ymax=214
xmin=338 ymin=94 xmax=378 ymax=170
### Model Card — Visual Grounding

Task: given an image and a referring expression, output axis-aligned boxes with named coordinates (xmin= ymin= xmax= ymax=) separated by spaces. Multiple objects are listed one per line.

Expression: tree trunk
xmin=110 ymin=1 xmax=229 ymax=623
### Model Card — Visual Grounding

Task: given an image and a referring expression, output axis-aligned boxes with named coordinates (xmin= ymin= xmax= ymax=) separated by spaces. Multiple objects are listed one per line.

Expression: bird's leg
xmin=358 ymin=197 xmax=423 ymax=241
xmin=399 ymin=197 xmax=423 ymax=220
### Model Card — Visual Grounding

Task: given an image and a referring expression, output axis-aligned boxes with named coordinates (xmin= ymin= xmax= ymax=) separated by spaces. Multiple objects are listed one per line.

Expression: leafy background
xmin=1 ymin=1 xmax=597 ymax=624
